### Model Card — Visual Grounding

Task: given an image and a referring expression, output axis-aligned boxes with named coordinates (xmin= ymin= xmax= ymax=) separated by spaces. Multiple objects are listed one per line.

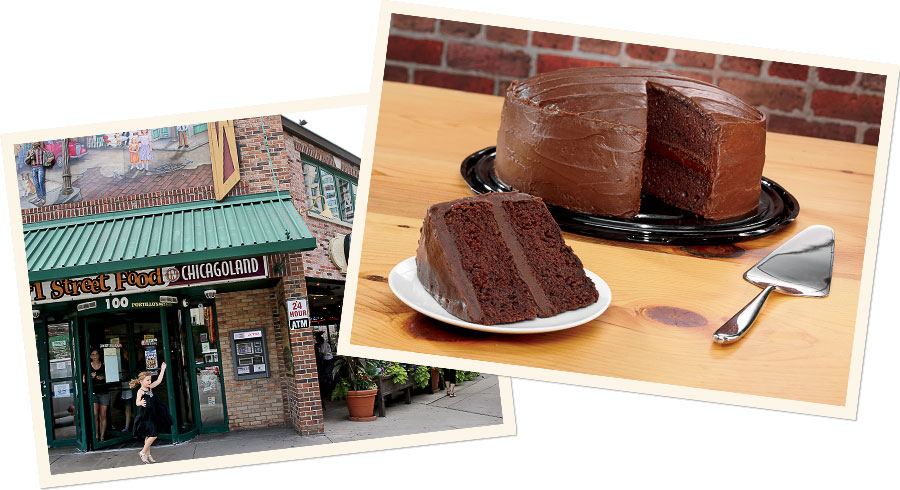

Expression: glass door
xmin=189 ymin=304 xmax=228 ymax=432
xmin=36 ymin=322 xmax=80 ymax=447
xmin=132 ymin=310 xmax=174 ymax=441
xmin=83 ymin=316 xmax=136 ymax=449
xmin=167 ymin=307 xmax=198 ymax=441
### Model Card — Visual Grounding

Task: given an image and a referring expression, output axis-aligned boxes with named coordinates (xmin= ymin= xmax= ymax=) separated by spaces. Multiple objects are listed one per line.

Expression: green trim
xmin=161 ymin=308 xmax=179 ymax=441
xmin=299 ymin=154 xmax=358 ymax=184
xmin=185 ymin=305 xmax=202 ymax=435
xmin=72 ymin=320 xmax=88 ymax=451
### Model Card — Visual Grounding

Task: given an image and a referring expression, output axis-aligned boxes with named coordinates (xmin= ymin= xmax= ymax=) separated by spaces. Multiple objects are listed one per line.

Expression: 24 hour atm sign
xmin=287 ymin=299 xmax=310 ymax=330
xmin=30 ymin=257 xmax=267 ymax=305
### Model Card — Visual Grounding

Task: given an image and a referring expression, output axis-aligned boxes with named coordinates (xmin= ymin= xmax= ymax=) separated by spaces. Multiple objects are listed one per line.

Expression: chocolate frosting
xmin=495 ymin=67 xmax=767 ymax=219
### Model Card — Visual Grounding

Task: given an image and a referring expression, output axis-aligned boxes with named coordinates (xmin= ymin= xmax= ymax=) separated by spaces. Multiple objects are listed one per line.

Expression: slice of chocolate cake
xmin=416 ymin=192 xmax=598 ymax=325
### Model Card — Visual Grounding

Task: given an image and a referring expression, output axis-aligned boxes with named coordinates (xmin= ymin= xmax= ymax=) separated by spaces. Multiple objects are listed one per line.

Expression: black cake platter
xmin=461 ymin=147 xmax=799 ymax=246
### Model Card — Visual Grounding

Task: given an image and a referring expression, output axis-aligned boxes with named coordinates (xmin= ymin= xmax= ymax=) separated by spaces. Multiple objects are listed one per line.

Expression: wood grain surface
xmin=347 ymin=82 xmax=878 ymax=407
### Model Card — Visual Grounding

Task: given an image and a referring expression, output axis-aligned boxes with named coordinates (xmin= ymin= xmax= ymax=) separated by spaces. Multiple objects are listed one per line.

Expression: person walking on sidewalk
xmin=443 ymin=368 xmax=456 ymax=397
xmin=130 ymin=362 xmax=173 ymax=463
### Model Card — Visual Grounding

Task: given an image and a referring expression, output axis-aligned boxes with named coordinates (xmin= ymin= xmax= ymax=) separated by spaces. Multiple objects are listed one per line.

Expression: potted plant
xmin=328 ymin=356 xmax=378 ymax=421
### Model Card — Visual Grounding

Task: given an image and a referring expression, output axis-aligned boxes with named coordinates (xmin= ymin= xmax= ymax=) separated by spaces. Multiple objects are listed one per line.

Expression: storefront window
xmin=302 ymin=159 xmax=357 ymax=223
xmin=190 ymin=304 xmax=227 ymax=429
xmin=320 ymin=172 xmax=340 ymax=218
xmin=338 ymin=178 xmax=354 ymax=222
xmin=196 ymin=366 xmax=225 ymax=426
xmin=303 ymin=163 xmax=324 ymax=213
xmin=191 ymin=305 xmax=219 ymax=364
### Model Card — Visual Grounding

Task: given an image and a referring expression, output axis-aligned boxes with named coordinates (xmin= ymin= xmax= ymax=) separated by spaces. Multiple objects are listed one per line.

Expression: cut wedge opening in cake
xmin=643 ymin=81 xmax=717 ymax=216
xmin=416 ymin=192 xmax=599 ymax=326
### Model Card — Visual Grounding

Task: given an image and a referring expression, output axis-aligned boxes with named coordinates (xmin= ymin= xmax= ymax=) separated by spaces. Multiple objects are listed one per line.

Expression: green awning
xmin=25 ymin=192 xmax=316 ymax=282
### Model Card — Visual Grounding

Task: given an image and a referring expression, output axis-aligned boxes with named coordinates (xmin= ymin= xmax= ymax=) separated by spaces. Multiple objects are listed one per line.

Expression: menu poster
xmin=145 ymin=349 xmax=158 ymax=370
xmin=103 ymin=348 xmax=121 ymax=383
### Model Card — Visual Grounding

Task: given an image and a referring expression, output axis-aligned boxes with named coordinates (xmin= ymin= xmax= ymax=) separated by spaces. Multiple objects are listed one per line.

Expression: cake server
xmin=713 ymin=225 xmax=835 ymax=345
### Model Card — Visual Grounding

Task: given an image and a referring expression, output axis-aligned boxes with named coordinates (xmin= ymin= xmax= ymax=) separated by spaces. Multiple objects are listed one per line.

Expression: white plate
xmin=388 ymin=256 xmax=612 ymax=334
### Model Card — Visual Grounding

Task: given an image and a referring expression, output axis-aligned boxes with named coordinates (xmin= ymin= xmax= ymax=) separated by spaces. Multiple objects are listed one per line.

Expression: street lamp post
xmin=60 ymin=137 xmax=73 ymax=195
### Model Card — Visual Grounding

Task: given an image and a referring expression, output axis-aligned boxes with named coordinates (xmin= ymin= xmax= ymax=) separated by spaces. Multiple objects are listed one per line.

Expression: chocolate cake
xmin=416 ymin=192 xmax=598 ymax=325
xmin=495 ymin=67 xmax=767 ymax=219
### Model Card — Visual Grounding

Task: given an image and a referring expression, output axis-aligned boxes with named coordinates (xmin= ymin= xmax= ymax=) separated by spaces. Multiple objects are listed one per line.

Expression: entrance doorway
xmin=36 ymin=292 xmax=230 ymax=451
xmin=82 ymin=308 xmax=186 ymax=449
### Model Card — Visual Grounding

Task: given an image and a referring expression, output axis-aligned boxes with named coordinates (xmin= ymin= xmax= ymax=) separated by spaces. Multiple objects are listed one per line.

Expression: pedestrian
xmin=443 ymin=368 xmax=456 ymax=397
xmin=314 ymin=333 xmax=334 ymax=401
xmin=130 ymin=362 xmax=173 ymax=463
xmin=88 ymin=349 xmax=110 ymax=441
xmin=138 ymin=129 xmax=153 ymax=171
xmin=24 ymin=141 xmax=55 ymax=206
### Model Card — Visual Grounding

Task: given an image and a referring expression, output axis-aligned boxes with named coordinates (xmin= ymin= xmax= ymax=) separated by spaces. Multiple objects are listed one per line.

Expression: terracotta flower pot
xmin=345 ymin=389 xmax=378 ymax=421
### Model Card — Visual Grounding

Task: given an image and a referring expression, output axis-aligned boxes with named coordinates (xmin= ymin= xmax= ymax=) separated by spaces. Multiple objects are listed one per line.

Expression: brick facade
xmin=216 ymin=287 xmax=288 ymax=430
xmin=23 ymin=113 xmax=360 ymax=437
xmin=386 ymin=14 xmax=888 ymax=146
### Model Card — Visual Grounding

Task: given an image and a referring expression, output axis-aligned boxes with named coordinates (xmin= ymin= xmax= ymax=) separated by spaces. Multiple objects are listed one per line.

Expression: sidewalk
xmin=48 ymin=374 xmax=502 ymax=474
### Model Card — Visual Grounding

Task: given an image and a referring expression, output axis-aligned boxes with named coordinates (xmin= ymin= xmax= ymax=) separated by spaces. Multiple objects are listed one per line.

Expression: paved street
xmin=48 ymin=374 xmax=502 ymax=474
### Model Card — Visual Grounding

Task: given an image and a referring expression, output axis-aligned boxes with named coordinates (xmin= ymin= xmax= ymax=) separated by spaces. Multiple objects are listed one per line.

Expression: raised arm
xmin=150 ymin=362 xmax=167 ymax=388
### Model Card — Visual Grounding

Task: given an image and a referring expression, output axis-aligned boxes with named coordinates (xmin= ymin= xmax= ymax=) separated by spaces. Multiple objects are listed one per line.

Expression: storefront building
xmin=25 ymin=115 xmax=358 ymax=451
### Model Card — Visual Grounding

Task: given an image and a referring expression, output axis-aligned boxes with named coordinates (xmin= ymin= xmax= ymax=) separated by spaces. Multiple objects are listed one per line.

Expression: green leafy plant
xmin=330 ymin=378 xmax=350 ymax=401
xmin=440 ymin=369 xmax=479 ymax=383
xmin=378 ymin=362 xmax=409 ymax=384
xmin=411 ymin=365 xmax=431 ymax=389
xmin=327 ymin=356 xmax=378 ymax=400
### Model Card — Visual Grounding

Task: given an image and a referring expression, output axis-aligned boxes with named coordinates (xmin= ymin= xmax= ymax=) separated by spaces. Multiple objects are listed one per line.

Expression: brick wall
xmin=268 ymin=252 xmax=324 ymax=435
xmin=233 ymin=116 xmax=293 ymax=195
xmin=215 ymin=287 xmax=288 ymax=430
xmin=386 ymin=15 xmax=887 ymax=145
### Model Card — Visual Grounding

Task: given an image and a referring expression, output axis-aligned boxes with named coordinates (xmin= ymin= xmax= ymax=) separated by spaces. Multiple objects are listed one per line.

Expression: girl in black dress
xmin=129 ymin=362 xmax=173 ymax=463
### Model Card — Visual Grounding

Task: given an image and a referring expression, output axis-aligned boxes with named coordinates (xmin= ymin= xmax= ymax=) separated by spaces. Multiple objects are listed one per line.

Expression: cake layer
xmin=502 ymin=199 xmax=598 ymax=314
xmin=443 ymin=200 xmax=539 ymax=324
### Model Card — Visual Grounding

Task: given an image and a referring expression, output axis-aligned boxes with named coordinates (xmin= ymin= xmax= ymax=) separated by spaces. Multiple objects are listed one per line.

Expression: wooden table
xmin=345 ymin=81 xmax=878 ymax=416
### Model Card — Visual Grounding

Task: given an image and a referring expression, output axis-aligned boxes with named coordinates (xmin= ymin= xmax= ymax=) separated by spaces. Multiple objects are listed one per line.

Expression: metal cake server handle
xmin=712 ymin=285 xmax=775 ymax=344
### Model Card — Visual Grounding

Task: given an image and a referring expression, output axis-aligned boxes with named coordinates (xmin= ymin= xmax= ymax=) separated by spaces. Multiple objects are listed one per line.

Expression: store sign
xmin=287 ymin=299 xmax=309 ymax=330
xmin=30 ymin=256 xmax=267 ymax=305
